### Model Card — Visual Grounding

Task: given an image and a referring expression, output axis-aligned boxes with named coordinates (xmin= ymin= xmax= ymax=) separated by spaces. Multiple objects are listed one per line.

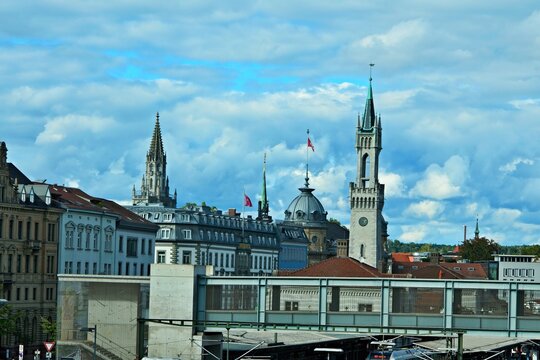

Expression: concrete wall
xmin=147 ymin=264 xmax=212 ymax=360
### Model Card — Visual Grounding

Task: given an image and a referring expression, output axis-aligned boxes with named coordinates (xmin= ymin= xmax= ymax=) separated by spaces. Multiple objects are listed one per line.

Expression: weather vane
xmin=369 ymin=63 xmax=375 ymax=81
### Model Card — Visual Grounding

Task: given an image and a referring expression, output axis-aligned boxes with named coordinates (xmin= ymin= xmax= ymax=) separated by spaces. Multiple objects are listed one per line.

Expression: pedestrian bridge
xmin=196 ymin=276 xmax=540 ymax=337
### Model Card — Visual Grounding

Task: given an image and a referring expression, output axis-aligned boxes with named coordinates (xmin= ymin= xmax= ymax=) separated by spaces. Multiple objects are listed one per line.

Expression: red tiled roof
xmin=391 ymin=252 xmax=414 ymax=262
xmin=392 ymin=261 xmax=488 ymax=280
xmin=47 ymin=184 xmax=155 ymax=226
xmin=281 ymin=257 xmax=383 ymax=278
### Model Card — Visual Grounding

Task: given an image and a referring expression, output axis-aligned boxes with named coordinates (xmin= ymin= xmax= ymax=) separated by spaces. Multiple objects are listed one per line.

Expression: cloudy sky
xmin=2 ymin=1 xmax=540 ymax=246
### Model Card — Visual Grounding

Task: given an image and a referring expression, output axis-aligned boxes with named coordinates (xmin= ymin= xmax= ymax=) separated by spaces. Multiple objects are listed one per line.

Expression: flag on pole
xmin=244 ymin=194 xmax=253 ymax=207
xmin=307 ymin=137 xmax=315 ymax=152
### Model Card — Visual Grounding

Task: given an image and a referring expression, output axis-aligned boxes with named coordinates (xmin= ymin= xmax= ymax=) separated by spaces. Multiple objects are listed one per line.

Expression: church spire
xmin=361 ymin=64 xmax=376 ymax=130
xmin=148 ymin=112 xmax=165 ymax=160
xmin=257 ymin=153 xmax=272 ymax=223
xmin=132 ymin=112 xmax=176 ymax=208
xmin=475 ymin=217 xmax=480 ymax=239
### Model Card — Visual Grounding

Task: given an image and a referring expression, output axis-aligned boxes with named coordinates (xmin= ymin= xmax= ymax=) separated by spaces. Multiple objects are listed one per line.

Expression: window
xmin=148 ymin=240 xmax=152 ymax=255
xmin=285 ymin=301 xmax=299 ymax=311
xmin=8 ymin=254 xmax=13 ymax=273
xmin=93 ymin=262 xmax=97 ymax=274
xmin=47 ymin=223 xmax=56 ymax=242
xmin=18 ymin=221 xmax=22 ymax=240
xmin=358 ymin=304 xmax=373 ymax=312
xmin=104 ymin=231 xmax=113 ymax=251
xmin=119 ymin=236 xmax=124 ymax=252
xmin=85 ymin=229 xmax=91 ymax=249
xmin=0 ymin=217 xmax=3 ymax=238
xmin=76 ymin=262 xmax=81 ymax=274
xmin=141 ymin=238 xmax=146 ymax=255
xmin=125 ymin=262 xmax=130 ymax=275
xmin=77 ymin=229 xmax=83 ymax=249
xmin=182 ymin=229 xmax=192 ymax=240
xmin=93 ymin=231 xmax=98 ymax=250
xmin=46 ymin=255 xmax=54 ymax=274
xmin=153 ymin=213 xmax=160 ymax=220
xmin=182 ymin=251 xmax=192 ymax=264
xmin=140 ymin=264 xmax=144 ymax=276
xmin=118 ymin=262 xmax=123 ymax=275
xmin=26 ymin=221 xmax=31 ymax=240
xmin=33 ymin=288 xmax=36 ymax=300
xmin=84 ymin=262 xmax=89 ymax=274
xmin=9 ymin=219 xmax=13 ymax=239
xmin=127 ymin=237 xmax=138 ymax=257
xmin=157 ymin=251 xmax=166 ymax=264
xmin=25 ymin=255 xmax=30 ymax=273
xmin=17 ymin=255 xmax=21 ymax=273
xmin=160 ymin=228 xmax=171 ymax=239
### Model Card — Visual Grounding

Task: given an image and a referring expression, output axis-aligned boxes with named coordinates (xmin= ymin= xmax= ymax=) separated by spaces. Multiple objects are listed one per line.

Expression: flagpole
xmin=242 ymin=187 xmax=245 ymax=240
xmin=306 ymin=129 xmax=310 ymax=187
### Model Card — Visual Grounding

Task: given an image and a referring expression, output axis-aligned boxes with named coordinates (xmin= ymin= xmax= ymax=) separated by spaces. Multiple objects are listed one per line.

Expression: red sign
xmin=44 ymin=342 xmax=55 ymax=352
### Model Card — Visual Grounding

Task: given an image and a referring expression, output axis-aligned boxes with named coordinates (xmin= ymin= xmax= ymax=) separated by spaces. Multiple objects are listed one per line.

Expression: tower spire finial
xmin=475 ymin=216 xmax=480 ymax=240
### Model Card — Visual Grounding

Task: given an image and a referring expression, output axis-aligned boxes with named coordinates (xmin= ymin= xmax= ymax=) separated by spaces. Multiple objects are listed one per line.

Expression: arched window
xmin=363 ymin=154 xmax=371 ymax=177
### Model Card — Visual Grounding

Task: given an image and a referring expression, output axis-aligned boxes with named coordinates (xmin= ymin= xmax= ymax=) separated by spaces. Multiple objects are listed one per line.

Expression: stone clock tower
xmin=349 ymin=74 xmax=388 ymax=270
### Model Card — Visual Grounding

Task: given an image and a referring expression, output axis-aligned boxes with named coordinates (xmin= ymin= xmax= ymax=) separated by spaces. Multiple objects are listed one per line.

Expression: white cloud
xmin=380 ymin=171 xmax=406 ymax=197
xmin=359 ymin=19 xmax=427 ymax=48
xmin=399 ymin=224 xmax=428 ymax=243
xmin=499 ymin=157 xmax=534 ymax=174
xmin=509 ymin=98 xmax=540 ymax=109
xmin=410 ymin=155 xmax=468 ymax=200
xmin=36 ymin=114 xmax=114 ymax=144
xmin=404 ymin=200 xmax=444 ymax=219
xmin=491 ymin=208 xmax=521 ymax=224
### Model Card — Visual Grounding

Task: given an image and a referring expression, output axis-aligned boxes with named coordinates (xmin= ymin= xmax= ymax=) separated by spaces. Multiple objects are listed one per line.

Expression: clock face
xmin=359 ymin=217 xmax=368 ymax=227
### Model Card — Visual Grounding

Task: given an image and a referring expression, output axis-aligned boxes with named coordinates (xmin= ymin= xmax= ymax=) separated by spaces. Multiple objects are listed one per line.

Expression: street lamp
xmin=80 ymin=325 xmax=97 ymax=360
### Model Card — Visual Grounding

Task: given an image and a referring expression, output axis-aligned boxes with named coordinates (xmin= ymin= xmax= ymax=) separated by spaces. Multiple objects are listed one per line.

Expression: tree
xmin=0 ymin=304 xmax=21 ymax=338
xmin=460 ymin=236 xmax=500 ymax=262
xmin=521 ymin=245 xmax=540 ymax=257
xmin=41 ymin=317 xmax=56 ymax=341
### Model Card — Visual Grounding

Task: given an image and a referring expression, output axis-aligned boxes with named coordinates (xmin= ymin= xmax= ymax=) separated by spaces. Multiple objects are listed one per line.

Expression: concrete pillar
xmin=147 ymin=264 xmax=212 ymax=359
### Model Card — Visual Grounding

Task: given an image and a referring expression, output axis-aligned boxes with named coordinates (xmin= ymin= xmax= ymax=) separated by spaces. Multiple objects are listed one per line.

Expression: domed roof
xmin=284 ymin=185 xmax=327 ymax=225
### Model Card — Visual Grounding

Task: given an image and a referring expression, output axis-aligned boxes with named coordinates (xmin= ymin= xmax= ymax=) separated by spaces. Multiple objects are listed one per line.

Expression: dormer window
xmin=295 ymin=210 xmax=304 ymax=219
xmin=20 ymin=187 xmax=26 ymax=202
xmin=29 ymin=188 xmax=35 ymax=203
xmin=45 ymin=188 xmax=51 ymax=205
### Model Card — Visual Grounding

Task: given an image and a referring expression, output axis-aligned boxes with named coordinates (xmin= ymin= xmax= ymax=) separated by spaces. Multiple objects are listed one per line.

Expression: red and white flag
xmin=307 ymin=137 xmax=315 ymax=152
xmin=244 ymin=194 xmax=253 ymax=207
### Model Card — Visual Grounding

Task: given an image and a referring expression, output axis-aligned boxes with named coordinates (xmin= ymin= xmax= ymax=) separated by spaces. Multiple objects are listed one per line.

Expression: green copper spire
xmin=261 ymin=153 xmax=268 ymax=210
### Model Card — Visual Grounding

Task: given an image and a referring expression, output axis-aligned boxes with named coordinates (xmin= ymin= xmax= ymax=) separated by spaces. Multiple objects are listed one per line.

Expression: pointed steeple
xmin=148 ymin=112 xmax=164 ymax=160
xmin=261 ymin=153 xmax=268 ymax=211
xmin=475 ymin=217 xmax=480 ymax=239
xmin=362 ymin=65 xmax=376 ymax=130
xmin=257 ymin=153 xmax=272 ymax=223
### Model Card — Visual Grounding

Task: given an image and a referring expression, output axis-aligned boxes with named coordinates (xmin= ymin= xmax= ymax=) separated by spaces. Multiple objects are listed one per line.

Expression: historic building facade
xmin=0 ymin=142 xmax=62 ymax=350
xmin=282 ymin=168 xmax=335 ymax=265
xmin=128 ymin=115 xmax=299 ymax=275
xmin=52 ymin=185 xmax=157 ymax=277
xmin=348 ymin=76 xmax=389 ymax=270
